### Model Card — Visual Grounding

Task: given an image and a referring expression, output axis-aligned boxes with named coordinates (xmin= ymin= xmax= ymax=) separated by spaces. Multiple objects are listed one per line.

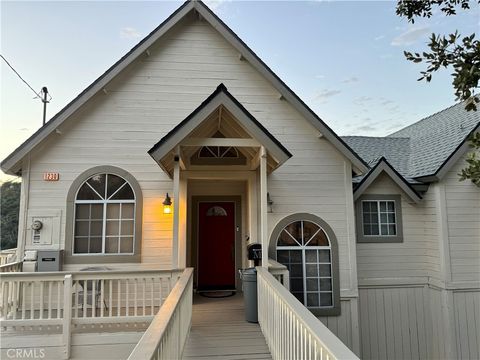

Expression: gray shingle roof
xmin=343 ymin=100 xmax=480 ymax=181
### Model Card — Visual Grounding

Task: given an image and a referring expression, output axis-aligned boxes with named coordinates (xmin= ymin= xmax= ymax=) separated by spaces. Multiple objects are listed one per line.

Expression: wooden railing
xmin=0 ymin=248 xmax=17 ymax=266
xmin=257 ymin=267 xmax=359 ymax=360
xmin=268 ymin=258 xmax=290 ymax=290
xmin=128 ymin=268 xmax=193 ymax=360
xmin=0 ymin=261 xmax=22 ymax=273
xmin=0 ymin=269 xmax=184 ymax=359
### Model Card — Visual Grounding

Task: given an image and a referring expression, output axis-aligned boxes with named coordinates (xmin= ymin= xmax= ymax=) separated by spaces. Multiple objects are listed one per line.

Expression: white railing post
xmin=63 ymin=274 xmax=72 ymax=360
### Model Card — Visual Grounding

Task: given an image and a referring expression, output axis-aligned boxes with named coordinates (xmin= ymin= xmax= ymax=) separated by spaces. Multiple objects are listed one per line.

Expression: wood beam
xmin=180 ymin=138 xmax=259 ymax=147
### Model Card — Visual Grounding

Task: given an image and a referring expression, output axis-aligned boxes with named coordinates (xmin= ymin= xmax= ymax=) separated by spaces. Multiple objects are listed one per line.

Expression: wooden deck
xmin=183 ymin=293 xmax=271 ymax=360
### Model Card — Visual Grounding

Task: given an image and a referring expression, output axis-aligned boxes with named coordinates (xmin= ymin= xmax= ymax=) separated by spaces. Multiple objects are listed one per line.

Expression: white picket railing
xmin=0 ymin=269 xmax=184 ymax=359
xmin=0 ymin=261 xmax=22 ymax=273
xmin=0 ymin=248 xmax=17 ymax=266
xmin=257 ymin=267 xmax=359 ymax=360
xmin=128 ymin=268 xmax=193 ymax=360
xmin=268 ymin=258 xmax=290 ymax=290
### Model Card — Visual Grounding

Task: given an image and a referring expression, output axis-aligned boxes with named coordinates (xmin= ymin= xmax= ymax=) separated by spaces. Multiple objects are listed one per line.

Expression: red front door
xmin=197 ymin=201 xmax=236 ymax=290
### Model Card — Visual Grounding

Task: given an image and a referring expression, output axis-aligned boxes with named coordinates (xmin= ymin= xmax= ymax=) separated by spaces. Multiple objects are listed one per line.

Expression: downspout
xmin=17 ymin=153 xmax=31 ymax=260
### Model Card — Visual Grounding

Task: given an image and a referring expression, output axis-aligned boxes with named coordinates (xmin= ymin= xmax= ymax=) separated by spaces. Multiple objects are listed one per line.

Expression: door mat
xmin=198 ymin=290 xmax=236 ymax=298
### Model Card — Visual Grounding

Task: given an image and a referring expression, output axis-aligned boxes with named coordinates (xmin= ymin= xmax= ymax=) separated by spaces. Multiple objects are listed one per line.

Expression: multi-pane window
xmin=74 ymin=173 xmax=135 ymax=255
xmin=276 ymin=220 xmax=334 ymax=309
xmin=362 ymin=200 xmax=396 ymax=236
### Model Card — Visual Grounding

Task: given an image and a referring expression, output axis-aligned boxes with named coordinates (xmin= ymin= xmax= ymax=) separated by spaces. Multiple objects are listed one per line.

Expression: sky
xmin=1 ymin=0 xmax=479 ymax=181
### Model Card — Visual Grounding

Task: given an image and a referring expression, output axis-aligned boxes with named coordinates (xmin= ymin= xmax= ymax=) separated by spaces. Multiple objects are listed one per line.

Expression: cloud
xmin=374 ymin=35 xmax=385 ymax=41
xmin=120 ymin=27 xmax=141 ymax=39
xmin=391 ymin=26 xmax=430 ymax=46
xmin=386 ymin=122 xmax=403 ymax=131
xmin=341 ymin=76 xmax=359 ymax=84
xmin=380 ymin=99 xmax=395 ymax=106
xmin=355 ymin=125 xmax=377 ymax=132
xmin=204 ymin=0 xmax=227 ymax=10
xmin=315 ymin=74 xmax=326 ymax=79
xmin=314 ymin=89 xmax=341 ymax=102
xmin=354 ymin=96 xmax=373 ymax=106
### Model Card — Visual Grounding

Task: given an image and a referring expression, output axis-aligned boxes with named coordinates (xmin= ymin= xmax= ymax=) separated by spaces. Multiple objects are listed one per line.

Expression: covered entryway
xmin=148 ymin=84 xmax=292 ymax=273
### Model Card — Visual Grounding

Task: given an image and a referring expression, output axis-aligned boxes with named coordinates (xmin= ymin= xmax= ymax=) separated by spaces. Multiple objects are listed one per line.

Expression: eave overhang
xmin=148 ymin=84 xmax=292 ymax=178
xmin=354 ymin=157 xmax=423 ymax=204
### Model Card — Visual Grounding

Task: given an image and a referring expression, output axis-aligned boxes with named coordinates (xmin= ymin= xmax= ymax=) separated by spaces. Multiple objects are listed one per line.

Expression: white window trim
xmin=361 ymin=199 xmax=397 ymax=237
xmin=276 ymin=220 xmax=334 ymax=310
xmin=73 ymin=174 xmax=137 ymax=256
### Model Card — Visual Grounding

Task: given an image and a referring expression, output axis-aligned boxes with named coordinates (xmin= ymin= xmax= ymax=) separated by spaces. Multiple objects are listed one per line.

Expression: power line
xmin=0 ymin=54 xmax=42 ymax=100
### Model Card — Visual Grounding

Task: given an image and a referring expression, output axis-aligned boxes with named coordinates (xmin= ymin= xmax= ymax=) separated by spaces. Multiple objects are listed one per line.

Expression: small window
xmin=356 ymin=195 xmax=403 ymax=243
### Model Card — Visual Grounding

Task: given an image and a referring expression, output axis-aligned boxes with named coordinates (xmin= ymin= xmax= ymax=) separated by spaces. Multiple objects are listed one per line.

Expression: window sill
xmin=64 ymin=254 xmax=141 ymax=264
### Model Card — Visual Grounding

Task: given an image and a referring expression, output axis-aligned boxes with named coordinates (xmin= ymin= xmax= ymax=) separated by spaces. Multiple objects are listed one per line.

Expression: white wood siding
xmin=23 ymin=14 xmax=357 ymax=294
xmin=356 ymin=173 xmax=441 ymax=281
xmin=358 ymin=286 xmax=448 ymax=360
xmin=453 ymin=290 xmax=480 ymax=360
xmin=442 ymin=153 xmax=480 ymax=283
xmin=319 ymin=298 xmax=359 ymax=353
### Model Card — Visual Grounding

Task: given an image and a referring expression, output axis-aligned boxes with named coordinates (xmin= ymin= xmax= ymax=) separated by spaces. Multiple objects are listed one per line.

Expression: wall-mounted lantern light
xmin=163 ymin=193 xmax=172 ymax=214
xmin=267 ymin=192 xmax=274 ymax=213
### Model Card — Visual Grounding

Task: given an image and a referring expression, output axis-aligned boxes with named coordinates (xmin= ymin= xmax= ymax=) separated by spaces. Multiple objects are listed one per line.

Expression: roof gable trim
xmin=354 ymin=157 xmax=422 ymax=203
xmin=1 ymin=0 xmax=367 ymax=175
xmin=148 ymin=83 xmax=292 ymax=168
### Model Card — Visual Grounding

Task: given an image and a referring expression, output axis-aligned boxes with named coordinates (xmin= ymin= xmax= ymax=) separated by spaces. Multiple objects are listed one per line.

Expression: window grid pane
xmin=73 ymin=173 xmax=135 ymax=255
xmin=277 ymin=220 xmax=333 ymax=310
xmin=362 ymin=200 xmax=396 ymax=236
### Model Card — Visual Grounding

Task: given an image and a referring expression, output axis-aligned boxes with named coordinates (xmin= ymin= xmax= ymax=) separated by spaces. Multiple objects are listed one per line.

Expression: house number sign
xmin=43 ymin=172 xmax=59 ymax=181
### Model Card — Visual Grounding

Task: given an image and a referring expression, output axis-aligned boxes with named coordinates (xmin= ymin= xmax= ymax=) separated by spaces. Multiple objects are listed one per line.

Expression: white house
xmin=1 ymin=1 xmax=479 ymax=359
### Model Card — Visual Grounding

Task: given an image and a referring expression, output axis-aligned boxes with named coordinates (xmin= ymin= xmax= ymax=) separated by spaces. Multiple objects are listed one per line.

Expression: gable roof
xmin=148 ymin=83 xmax=292 ymax=177
xmin=343 ymin=100 xmax=480 ymax=183
xmin=388 ymin=100 xmax=479 ymax=180
xmin=353 ymin=157 xmax=422 ymax=203
xmin=0 ymin=0 xmax=368 ymax=176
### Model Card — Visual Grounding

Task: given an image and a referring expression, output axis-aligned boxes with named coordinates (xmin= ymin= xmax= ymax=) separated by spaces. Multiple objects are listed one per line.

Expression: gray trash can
xmin=239 ymin=267 xmax=258 ymax=323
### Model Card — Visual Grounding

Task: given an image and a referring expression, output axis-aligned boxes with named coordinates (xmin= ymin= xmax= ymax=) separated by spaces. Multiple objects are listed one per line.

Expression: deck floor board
xmin=182 ymin=293 xmax=271 ymax=360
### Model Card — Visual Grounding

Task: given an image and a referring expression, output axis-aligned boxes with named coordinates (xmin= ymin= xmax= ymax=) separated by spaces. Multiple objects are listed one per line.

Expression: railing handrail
xmin=0 ymin=268 xmax=184 ymax=279
xmin=128 ymin=267 xmax=194 ymax=360
xmin=0 ymin=261 xmax=23 ymax=273
xmin=257 ymin=267 xmax=359 ymax=360
xmin=267 ymin=258 xmax=287 ymax=270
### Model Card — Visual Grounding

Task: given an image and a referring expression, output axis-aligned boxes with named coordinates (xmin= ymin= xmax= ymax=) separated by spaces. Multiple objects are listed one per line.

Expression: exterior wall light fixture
xmin=267 ymin=192 xmax=274 ymax=213
xmin=163 ymin=193 xmax=172 ymax=214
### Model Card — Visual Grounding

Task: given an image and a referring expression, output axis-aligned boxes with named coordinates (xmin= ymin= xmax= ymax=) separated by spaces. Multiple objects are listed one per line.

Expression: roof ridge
xmin=387 ymin=98 xmax=470 ymax=137
xmin=342 ymin=135 xmax=410 ymax=139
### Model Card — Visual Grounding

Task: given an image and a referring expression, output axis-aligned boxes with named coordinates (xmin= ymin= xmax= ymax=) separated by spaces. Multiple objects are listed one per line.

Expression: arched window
xmin=272 ymin=214 xmax=340 ymax=316
xmin=65 ymin=166 xmax=142 ymax=264
xmin=74 ymin=173 xmax=135 ymax=254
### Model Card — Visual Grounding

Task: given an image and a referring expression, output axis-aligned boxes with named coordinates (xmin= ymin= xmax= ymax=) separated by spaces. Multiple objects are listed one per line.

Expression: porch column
xmin=172 ymin=153 xmax=180 ymax=269
xmin=259 ymin=146 xmax=269 ymax=268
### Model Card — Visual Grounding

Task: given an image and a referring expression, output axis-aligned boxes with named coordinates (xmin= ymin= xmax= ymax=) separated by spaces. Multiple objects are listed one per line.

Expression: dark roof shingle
xmin=343 ymin=100 xmax=480 ymax=181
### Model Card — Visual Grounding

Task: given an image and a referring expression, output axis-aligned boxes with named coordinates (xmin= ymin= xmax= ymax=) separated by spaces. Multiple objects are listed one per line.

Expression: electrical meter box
xmin=37 ymin=250 xmax=63 ymax=272
xmin=26 ymin=210 xmax=61 ymax=248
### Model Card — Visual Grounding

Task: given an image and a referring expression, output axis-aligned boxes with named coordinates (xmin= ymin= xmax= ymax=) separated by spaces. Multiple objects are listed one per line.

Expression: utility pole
xmin=41 ymin=86 xmax=49 ymax=125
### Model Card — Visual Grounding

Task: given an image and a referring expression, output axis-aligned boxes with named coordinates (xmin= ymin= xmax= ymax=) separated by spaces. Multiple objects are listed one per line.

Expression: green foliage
xmin=1 ymin=181 xmax=21 ymax=250
xmin=397 ymin=0 xmax=480 ymax=186
xmin=397 ymin=0 xmax=480 ymax=111
xmin=459 ymin=132 xmax=480 ymax=186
